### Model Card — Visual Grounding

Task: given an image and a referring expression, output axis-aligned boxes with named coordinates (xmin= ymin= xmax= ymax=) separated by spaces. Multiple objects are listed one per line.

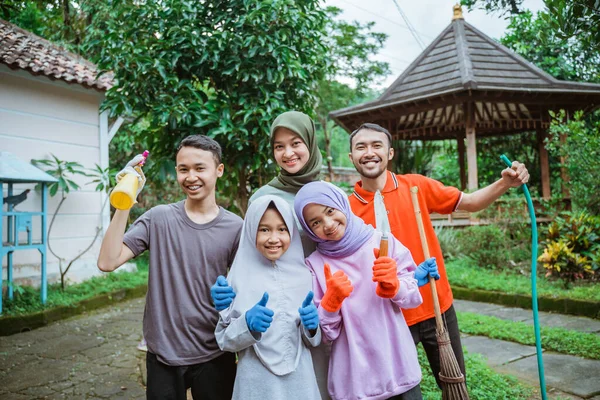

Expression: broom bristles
xmin=437 ymin=330 xmax=469 ymax=400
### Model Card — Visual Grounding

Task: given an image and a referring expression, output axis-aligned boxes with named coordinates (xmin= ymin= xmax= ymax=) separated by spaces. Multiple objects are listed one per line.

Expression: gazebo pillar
xmin=457 ymin=132 xmax=466 ymax=190
xmin=465 ymin=102 xmax=478 ymax=190
xmin=559 ymin=133 xmax=570 ymax=197
xmin=536 ymin=129 xmax=551 ymax=199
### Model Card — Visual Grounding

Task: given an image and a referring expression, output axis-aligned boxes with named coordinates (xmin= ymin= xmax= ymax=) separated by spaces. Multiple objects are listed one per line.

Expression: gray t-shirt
xmin=123 ymin=201 xmax=242 ymax=366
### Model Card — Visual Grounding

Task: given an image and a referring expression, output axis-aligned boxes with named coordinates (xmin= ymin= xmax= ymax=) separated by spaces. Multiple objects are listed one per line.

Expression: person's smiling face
xmin=302 ymin=203 xmax=347 ymax=241
xmin=272 ymin=128 xmax=309 ymax=174
xmin=349 ymin=129 xmax=393 ymax=179
xmin=255 ymin=207 xmax=291 ymax=262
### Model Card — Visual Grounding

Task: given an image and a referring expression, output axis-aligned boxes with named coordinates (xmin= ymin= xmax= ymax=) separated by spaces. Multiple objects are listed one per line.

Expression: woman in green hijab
xmin=249 ymin=111 xmax=323 ymax=256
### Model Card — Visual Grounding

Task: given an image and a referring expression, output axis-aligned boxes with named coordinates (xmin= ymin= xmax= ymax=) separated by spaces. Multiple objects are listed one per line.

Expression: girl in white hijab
xmin=215 ymin=195 xmax=322 ymax=400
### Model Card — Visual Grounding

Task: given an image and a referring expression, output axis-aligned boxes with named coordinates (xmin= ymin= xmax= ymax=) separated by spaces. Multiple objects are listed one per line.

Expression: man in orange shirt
xmin=347 ymin=123 xmax=529 ymax=388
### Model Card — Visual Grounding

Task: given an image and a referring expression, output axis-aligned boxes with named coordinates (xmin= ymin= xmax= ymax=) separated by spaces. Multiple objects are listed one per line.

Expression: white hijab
xmin=222 ymin=195 xmax=313 ymax=376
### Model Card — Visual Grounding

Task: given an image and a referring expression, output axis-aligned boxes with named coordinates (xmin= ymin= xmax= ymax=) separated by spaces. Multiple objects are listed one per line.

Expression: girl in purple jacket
xmin=294 ymin=181 xmax=424 ymax=400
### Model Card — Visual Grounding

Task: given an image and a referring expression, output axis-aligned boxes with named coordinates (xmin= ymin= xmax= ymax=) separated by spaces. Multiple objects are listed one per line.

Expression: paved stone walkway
xmin=1 ymin=297 xmax=599 ymax=399
xmin=0 ymin=298 xmax=146 ymax=399
xmin=454 ymin=299 xmax=600 ymax=400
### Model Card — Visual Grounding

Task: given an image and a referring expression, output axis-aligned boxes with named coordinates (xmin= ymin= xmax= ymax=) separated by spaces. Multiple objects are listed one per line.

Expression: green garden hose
xmin=501 ymin=154 xmax=547 ymax=400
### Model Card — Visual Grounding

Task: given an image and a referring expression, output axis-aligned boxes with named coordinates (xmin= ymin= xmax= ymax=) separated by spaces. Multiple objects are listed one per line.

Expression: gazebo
xmin=330 ymin=5 xmax=600 ymax=197
xmin=1 ymin=152 xmax=57 ymax=314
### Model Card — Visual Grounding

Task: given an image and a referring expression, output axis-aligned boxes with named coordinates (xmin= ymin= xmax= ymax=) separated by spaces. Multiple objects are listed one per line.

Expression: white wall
xmin=0 ymin=65 xmax=111 ymax=286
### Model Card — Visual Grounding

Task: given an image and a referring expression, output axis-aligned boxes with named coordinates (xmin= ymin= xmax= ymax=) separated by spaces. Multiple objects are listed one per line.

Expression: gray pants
xmin=387 ymin=384 xmax=423 ymax=399
xmin=409 ymin=304 xmax=466 ymax=389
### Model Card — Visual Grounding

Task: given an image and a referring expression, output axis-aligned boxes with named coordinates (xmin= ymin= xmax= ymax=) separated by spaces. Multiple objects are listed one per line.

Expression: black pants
xmin=409 ymin=304 xmax=466 ymax=389
xmin=387 ymin=384 xmax=423 ymax=399
xmin=146 ymin=352 xmax=236 ymax=400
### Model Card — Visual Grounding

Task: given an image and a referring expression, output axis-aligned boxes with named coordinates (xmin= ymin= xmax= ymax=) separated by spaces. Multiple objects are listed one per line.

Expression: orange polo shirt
xmin=349 ymin=171 xmax=463 ymax=326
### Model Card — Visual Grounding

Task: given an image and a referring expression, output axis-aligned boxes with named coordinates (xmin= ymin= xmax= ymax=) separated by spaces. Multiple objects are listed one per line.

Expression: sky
xmin=325 ymin=0 xmax=547 ymax=88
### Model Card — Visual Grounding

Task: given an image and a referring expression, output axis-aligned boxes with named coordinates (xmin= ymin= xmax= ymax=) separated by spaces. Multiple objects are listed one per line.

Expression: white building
xmin=0 ymin=19 xmax=123 ymax=287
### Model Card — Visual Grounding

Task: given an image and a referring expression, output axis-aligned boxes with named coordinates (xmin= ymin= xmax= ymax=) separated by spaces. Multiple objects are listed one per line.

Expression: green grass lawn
xmin=457 ymin=311 xmax=600 ymax=360
xmin=0 ymin=258 xmax=148 ymax=317
xmin=447 ymin=257 xmax=600 ymax=302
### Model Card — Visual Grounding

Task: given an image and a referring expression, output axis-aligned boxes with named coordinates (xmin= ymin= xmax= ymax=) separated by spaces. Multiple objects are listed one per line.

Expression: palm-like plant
xmin=31 ymin=155 xmax=107 ymax=290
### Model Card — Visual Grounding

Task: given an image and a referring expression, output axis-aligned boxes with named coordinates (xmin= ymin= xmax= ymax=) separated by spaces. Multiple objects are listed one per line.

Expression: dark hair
xmin=176 ymin=135 xmax=222 ymax=164
xmin=265 ymin=201 xmax=289 ymax=230
xmin=349 ymin=123 xmax=392 ymax=150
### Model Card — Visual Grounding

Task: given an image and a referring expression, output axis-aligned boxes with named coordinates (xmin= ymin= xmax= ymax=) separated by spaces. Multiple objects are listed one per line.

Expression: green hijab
xmin=267 ymin=111 xmax=322 ymax=194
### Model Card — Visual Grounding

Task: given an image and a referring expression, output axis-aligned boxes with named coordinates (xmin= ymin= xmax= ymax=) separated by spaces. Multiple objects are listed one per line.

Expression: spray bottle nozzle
xmin=139 ymin=150 xmax=150 ymax=166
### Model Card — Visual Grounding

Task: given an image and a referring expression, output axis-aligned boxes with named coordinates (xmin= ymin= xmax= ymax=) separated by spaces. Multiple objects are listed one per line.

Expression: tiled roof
xmin=0 ymin=19 xmax=113 ymax=91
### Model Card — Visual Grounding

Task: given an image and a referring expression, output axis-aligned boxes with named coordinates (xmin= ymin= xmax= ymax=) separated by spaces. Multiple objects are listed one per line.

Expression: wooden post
xmin=387 ymin=144 xmax=395 ymax=172
xmin=457 ymin=133 xmax=466 ymax=190
xmin=537 ymin=129 xmax=551 ymax=199
xmin=559 ymin=133 xmax=569 ymax=197
xmin=387 ymin=121 xmax=395 ymax=173
xmin=465 ymin=102 xmax=478 ymax=191
xmin=560 ymin=111 xmax=570 ymax=198
xmin=41 ymin=183 xmax=48 ymax=304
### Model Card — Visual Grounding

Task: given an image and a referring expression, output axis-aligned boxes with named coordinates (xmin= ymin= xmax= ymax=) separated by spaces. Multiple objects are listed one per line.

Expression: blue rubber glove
xmin=211 ymin=275 xmax=235 ymax=311
xmin=298 ymin=291 xmax=319 ymax=331
xmin=245 ymin=292 xmax=274 ymax=333
xmin=415 ymin=257 xmax=440 ymax=287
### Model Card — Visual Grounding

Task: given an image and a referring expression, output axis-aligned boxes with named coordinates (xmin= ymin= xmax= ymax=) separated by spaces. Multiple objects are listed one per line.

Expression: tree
xmin=316 ymin=7 xmax=390 ymax=180
xmin=461 ymin=0 xmax=525 ymax=15
xmin=542 ymin=0 xmax=600 ymax=52
xmin=546 ymin=110 xmax=600 ymax=214
xmin=2 ymin=1 xmax=98 ymax=57
xmin=462 ymin=0 xmax=600 ymax=52
xmin=500 ymin=10 xmax=600 ymax=82
xmin=89 ymin=0 xmax=329 ymax=215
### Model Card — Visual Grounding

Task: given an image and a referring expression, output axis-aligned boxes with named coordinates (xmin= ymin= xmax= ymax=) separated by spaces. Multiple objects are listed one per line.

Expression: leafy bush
xmin=547 ymin=110 xmax=600 ymax=214
xmin=502 ymin=221 xmax=536 ymax=266
xmin=538 ymin=211 xmax=600 ymax=287
xmin=434 ymin=225 xmax=461 ymax=260
xmin=454 ymin=225 xmax=511 ymax=269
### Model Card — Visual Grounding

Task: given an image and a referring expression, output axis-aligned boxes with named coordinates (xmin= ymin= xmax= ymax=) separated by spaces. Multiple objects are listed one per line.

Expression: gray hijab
xmin=221 ymin=195 xmax=313 ymax=376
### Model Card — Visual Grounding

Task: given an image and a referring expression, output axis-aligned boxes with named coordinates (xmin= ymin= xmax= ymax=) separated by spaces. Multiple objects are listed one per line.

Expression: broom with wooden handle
xmin=410 ymin=186 xmax=469 ymax=400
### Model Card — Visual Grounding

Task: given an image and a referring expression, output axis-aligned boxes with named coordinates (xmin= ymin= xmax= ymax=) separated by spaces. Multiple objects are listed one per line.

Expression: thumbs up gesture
xmin=298 ymin=291 xmax=319 ymax=330
xmin=245 ymin=292 xmax=274 ymax=333
xmin=210 ymin=275 xmax=235 ymax=311
xmin=321 ymin=264 xmax=353 ymax=312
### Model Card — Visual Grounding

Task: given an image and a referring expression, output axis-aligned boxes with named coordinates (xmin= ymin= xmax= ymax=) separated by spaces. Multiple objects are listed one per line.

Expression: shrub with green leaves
xmin=434 ymin=225 xmax=460 ymax=260
xmin=547 ymin=110 xmax=600 ymax=214
xmin=538 ymin=211 xmax=600 ymax=287
xmin=455 ymin=225 xmax=510 ymax=269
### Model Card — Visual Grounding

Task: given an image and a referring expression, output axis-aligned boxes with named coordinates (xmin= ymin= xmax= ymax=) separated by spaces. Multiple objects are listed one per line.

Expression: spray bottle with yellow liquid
xmin=110 ymin=150 xmax=149 ymax=210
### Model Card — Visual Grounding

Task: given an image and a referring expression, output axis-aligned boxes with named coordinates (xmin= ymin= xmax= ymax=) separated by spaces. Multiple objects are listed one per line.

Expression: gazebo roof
xmin=331 ymin=8 xmax=600 ymax=137
xmin=0 ymin=152 xmax=58 ymax=184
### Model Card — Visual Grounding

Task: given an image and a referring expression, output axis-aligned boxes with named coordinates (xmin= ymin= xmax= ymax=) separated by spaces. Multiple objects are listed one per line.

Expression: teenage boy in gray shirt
xmin=98 ymin=135 xmax=243 ymax=400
